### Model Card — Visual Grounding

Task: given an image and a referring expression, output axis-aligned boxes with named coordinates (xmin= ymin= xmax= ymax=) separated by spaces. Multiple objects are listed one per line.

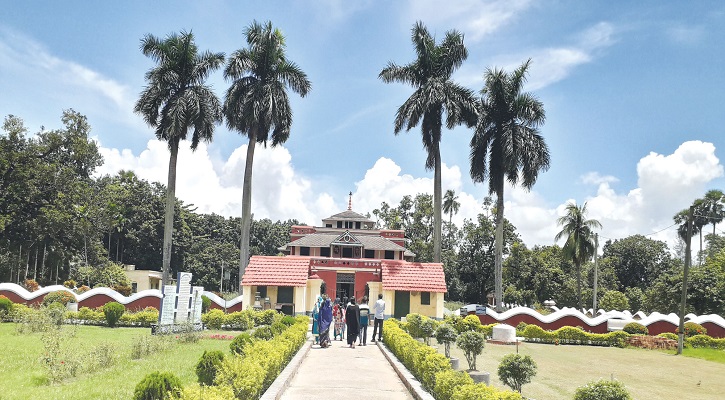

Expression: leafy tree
xmin=497 ymin=353 xmax=537 ymax=394
xmin=456 ymin=330 xmax=486 ymax=371
xmin=379 ymin=21 xmax=476 ymax=264
xmin=469 ymin=59 xmax=550 ymax=311
xmin=702 ymin=189 xmax=724 ymax=236
xmin=599 ymin=290 xmax=629 ymax=311
xmin=442 ymin=189 xmax=460 ymax=240
xmin=555 ymin=201 xmax=601 ymax=309
xmin=134 ymin=30 xmax=224 ymax=289
xmin=602 ymin=235 xmax=673 ymax=291
xmin=224 ymin=21 xmax=311 ymax=293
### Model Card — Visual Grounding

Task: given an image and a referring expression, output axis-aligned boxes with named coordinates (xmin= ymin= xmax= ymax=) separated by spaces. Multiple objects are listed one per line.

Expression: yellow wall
xmin=409 ymin=291 xmax=444 ymax=319
xmin=293 ymin=286 xmax=306 ymax=315
xmin=306 ymin=278 xmax=323 ymax=314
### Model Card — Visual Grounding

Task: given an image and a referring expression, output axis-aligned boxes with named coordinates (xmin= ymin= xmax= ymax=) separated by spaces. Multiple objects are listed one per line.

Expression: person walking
xmin=333 ymin=298 xmax=344 ymax=341
xmin=358 ymin=296 xmax=370 ymax=346
xmin=371 ymin=293 xmax=385 ymax=342
xmin=345 ymin=297 xmax=360 ymax=348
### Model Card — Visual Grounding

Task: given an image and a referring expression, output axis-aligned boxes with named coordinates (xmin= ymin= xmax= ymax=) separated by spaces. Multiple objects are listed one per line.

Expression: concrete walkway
xmin=280 ymin=329 xmax=414 ymax=400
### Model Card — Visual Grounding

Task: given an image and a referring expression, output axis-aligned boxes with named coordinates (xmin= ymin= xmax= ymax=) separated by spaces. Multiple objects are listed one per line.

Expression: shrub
xmin=113 ymin=285 xmax=132 ymax=296
xmin=179 ymin=384 xmax=235 ymax=400
xmin=201 ymin=295 xmax=211 ymax=313
xmin=230 ymin=333 xmax=254 ymax=355
xmin=556 ymin=326 xmax=588 ymax=344
xmin=435 ymin=323 xmax=458 ymax=358
xmin=24 ymin=279 xmax=39 ymax=292
xmin=434 ymin=370 xmax=474 ymax=400
xmin=253 ymin=325 xmax=274 ymax=340
xmin=456 ymin=331 xmax=486 ymax=371
xmin=254 ymin=309 xmax=276 ymax=326
xmin=406 ymin=313 xmax=424 ymax=338
xmin=622 ymin=322 xmax=648 ymax=335
xmin=103 ymin=302 xmax=125 ymax=327
xmin=202 ymin=309 xmax=225 ymax=330
xmin=686 ymin=334 xmax=715 ymax=349
xmin=281 ymin=315 xmax=296 ymax=326
xmin=420 ymin=317 xmax=439 ymax=346
xmin=224 ymin=311 xmax=253 ymax=331
xmin=498 ymin=353 xmax=537 ymax=394
xmin=574 ymin=379 xmax=632 ymax=400
xmin=42 ymin=290 xmax=76 ymax=306
xmin=515 ymin=321 xmax=528 ymax=333
xmin=63 ymin=279 xmax=77 ymax=289
xmin=456 ymin=314 xmax=483 ymax=333
xmin=676 ymin=321 xmax=707 ymax=338
xmin=452 ymin=383 xmax=523 ymax=400
xmin=77 ymin=306 xmax=104 ymax=323
xmin=0 ymin=295 xmax=12 ymax=315
xmin=76 ymin=285 xmax=90 ymax=294
xmin=133 ymin=371 xmax=182 ymax=400
xmin=195 ymin=350 xmax=225 ymax=386
xmin=657 ymin=332 xmax=678 ymax=341
xmin=599 ymin=290 xmax=630 ymax=311
xmin=271 ymin=321 xmax=286 ymax=336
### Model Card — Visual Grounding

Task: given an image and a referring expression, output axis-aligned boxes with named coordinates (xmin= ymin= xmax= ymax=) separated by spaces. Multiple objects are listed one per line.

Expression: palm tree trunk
xmin=433 ymin=149 xmax=442 ymax=263
xmin=494 ymin=189 xmax=505 ymax=312
xmin=576 ymin=260 xmax=582 ymax=310
xmin=239 ymin=132 xmax=257 ymax=295
xmin=161 ymin=140 xmax=180 ymax=289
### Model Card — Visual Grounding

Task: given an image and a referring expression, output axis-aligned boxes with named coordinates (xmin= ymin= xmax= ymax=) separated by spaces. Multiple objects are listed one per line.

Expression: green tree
xmin=442 ymin=189 xmax=460 ymax=245
xmin=134 ymin=31 xmax=224 ymax=288
xmin=224 ymin=21 xmax=311 ymax=293
xmin=469 ymin=60 xmax=550 ymax=311
xmin=702 ymin=189 xmax=724 ymax=236
xmin=555 ymin=201 xmax=601 ymax=310
xmin=602 ymin=235 xmax=673 ymax=291
xmin=599 ymin=290 xmax=629 ymax=311
xmin=379 ymin=21 xmax=476 ymax=265
xmin=497 ymin=353 xmax=537 ymax=394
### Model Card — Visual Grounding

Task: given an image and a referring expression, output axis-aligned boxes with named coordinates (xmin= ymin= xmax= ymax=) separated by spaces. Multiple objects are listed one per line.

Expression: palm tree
xmin=702 ymin=189 xmax=724 ymax=237
xmin=443 ymin=189 xmax=460 ymax=226
xmin=554 ymin=202 xmax=602 ymax=310
xmin=379 ymin=21 xmax=476 ymax=264
xmin=469 ymin=60 xmax=550 ymax=312
xmin=135 ymin=31 xmax=224 ymax=289
xmin=224 ymin=21 xmax=311 ymax=293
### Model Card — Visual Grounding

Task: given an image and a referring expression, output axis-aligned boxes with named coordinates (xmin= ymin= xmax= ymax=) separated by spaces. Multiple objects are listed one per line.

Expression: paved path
xmin=280 ymin=329 xmax=414 ymax=400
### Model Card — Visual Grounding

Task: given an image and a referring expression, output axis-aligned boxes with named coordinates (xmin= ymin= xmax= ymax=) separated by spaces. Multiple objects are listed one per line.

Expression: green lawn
xmin=0 ymin=323 xmax=241 ymax=400
xmin=445 ymin=340 xmax=725 ymax=400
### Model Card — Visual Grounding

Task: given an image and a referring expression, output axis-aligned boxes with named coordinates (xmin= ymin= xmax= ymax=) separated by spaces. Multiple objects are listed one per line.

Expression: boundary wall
xmin=474 ymin=306 xmax=725 ymax=338
xmin=0 ymin=282 xmax=244 ymax=312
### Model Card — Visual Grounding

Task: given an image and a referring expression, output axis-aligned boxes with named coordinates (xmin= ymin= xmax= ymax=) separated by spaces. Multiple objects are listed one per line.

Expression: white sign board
xmin=158 ymin=272 xmax=204 ymax=331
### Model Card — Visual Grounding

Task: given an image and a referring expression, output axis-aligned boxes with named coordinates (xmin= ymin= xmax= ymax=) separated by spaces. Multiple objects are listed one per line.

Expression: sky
xmin=2 ymin=1 xmax=725 ymax=251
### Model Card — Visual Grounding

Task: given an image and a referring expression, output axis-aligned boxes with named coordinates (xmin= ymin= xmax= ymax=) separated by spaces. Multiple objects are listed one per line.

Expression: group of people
xmin=312 ymin=293 xmax=386 ymax=349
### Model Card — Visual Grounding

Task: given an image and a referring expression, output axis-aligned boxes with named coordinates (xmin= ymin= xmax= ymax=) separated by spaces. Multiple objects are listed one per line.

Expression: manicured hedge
xmin=382 ymin=320 xmax=521 ymax=400
xmin=522 ymin=324 xmax=630 ymax=347
xmin=214 ymin=319 xmax=308 ymax=398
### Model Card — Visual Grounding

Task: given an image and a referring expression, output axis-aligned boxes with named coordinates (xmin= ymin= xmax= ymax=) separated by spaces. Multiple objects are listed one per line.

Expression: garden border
xmin=377 ymin=340 xmax=436 ymax=400
xmin=260 ymin=332 xmax=313 ymax=400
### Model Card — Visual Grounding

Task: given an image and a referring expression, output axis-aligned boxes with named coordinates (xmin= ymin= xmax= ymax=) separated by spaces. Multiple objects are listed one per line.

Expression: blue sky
xmin=2 ymin=1 xmax=724 ymax=249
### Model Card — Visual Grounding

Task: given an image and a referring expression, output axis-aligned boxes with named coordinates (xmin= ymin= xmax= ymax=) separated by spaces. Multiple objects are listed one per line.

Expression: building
xmin=123 ymin=264 xmax=162 ymax=293
xmin=240 ymin=196 xmax=447 ymax=319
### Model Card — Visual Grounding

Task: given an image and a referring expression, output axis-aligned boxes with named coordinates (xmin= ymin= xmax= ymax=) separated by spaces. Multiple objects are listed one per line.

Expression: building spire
xmin=348 ymin=191 xmax=352 ymax=210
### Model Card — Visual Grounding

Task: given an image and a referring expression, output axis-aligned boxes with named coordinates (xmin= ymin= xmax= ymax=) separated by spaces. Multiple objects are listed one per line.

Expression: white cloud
xmin=96 ymin=138 xmax=723 ymax=254
xmin=666 ymin=24 xmax=705 ymax=46
xmin=407 ymin=0 xmax=533 ymax=41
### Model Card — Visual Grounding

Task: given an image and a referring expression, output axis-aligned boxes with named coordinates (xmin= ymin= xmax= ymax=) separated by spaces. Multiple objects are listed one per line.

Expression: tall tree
xmin=442 ymin=189 xmax=460 ymax=226
xmin=224 ymin=21 xmax=311 ymax=293
xmin=469 ymin=60 xmax=550 ymax=311
xmin=379 ymin=21 xmax=476 ymax=264
xmin=554 ymin=201 xmax=602 ymax=310
xmin=702 ymin=189 xmax=724 ymax=236
xmin=134 ymin=31 xmax=224 ymax=288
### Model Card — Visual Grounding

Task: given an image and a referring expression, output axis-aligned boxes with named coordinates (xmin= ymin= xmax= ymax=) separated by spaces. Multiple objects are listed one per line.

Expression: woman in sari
xmin=333 ymin=298 xmax=345 ymax=340
xmin=311 ymin=295 xmax=322 ymax=345
xmin=318 ymin=296 xmax=333 ymax=348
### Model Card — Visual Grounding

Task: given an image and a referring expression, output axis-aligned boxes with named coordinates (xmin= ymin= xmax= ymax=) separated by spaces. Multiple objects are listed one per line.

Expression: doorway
xmin=394 ymin=291 xmax=410 ymax=319
xmin=336 ymin=272 xmax=355 ymax=301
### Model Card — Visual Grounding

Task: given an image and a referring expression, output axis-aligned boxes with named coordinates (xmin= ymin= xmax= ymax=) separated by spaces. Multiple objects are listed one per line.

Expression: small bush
xmin=676 ymin=321 xmax=707 ymax=338
xmin=76 ymin=285 xmax=90 ymax=294
xmin=253 ymin=325 xmax=274 ymax=341
xmin=419 ymin=317 xmax=439 ymax=346
xmin=456 ymin=314 xmax=483 ymax=334
xmin=433 ymin=370 xmax=474 ymax=400
xmin=498 ymin=353 xmax=537 ymax=394
xmin=224 ymin=311 xmax=253 ymax=331
xmin=133 ymin=371 xmax=183 ymax=400
xmin=657 ymin=332 xmax=678 ymax=341
xmin=686 ymin=334 xmax=714 ymax=349
xmin=574 ymin=379 xmax=632 ymax=400
xmin=202 ymin=309 xmax=226 ymax=330
xmin=271 ymin=321 xmax=286 ymax=336
xmin=195 ymin=350 xmax=225 ymax=386
xmin=406 ymin=313 xmax=424 ymax=338
xmin=0 ymin=295 xmax=13 ymax=315
xmin=516 ymin=321 xmax=528 ymax=333
xmin=179 ymin=384 xmax=235 ymax=400
xmin=113 ymin=284 xmax=132 ymax=296
xmin=103 ymin=302 xmax=125 ymax=327
xmin=281 ymin=315 xmax=296 ymax=326
xmin=230 ymin=333 xmax=254 ymax=355
xmin=452 ymin=383 xmax=523 ymax=400
xmin=456 ymin=331 xmax=486 ymax=371
xmin=24 ymin=279 xmax=39 ymax=292
xmin=623 ymin=322 xmax=648 ymax=335
xmin=435 ymin=323 xmax=458 ymax=358
xmin=254 ymin=309 xmax=276 ymax=326
xmin=42 ymin=290 xmax=76 ymax=306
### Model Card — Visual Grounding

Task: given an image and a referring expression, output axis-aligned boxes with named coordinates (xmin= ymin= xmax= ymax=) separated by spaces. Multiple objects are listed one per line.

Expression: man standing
xmin=371 ymin=293 xmax=385 ymax=342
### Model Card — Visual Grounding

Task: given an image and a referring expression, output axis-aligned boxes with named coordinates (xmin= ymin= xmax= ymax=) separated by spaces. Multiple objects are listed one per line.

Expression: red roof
xmin=381 ymin=260 xmax=447 ymax=293
xmin=241 ymin=256 xmax=310 ymax=287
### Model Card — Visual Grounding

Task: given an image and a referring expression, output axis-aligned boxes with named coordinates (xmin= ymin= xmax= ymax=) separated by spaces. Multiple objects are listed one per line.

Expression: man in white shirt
xmin=371 ymin=293 xmax=385 ymax=342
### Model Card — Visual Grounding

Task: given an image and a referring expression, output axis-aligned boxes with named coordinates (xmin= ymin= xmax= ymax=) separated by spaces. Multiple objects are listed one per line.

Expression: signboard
xmin=475 ymin=304 xmax=487 ymax=316
xmin=157 ymin=272 xmax=204 ymax=333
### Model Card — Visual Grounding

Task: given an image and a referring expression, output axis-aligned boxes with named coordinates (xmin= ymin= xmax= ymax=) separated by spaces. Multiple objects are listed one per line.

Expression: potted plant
xmin=435 ymin=323 xmax=459 ymax=368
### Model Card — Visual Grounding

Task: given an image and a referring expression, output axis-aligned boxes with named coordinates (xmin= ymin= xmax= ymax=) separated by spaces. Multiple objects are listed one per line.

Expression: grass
xmin=445 ymin=340 xmax=725 ymax=399
xmin=0 ymin=323 xmax=243 ymax=400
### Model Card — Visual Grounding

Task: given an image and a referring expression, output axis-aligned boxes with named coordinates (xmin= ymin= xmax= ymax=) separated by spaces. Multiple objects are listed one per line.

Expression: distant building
xmin=123 ymin=264 xmax=162 ymax=293
xmin=240 ymin=194 xmax=446 ymax=319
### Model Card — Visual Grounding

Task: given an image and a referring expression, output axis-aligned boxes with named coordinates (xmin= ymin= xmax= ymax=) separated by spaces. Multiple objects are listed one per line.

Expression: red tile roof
xmin=381 ymin=260 xmax=447 ymax=293
xmin=241 ymin=256 xmax=310 ymax=287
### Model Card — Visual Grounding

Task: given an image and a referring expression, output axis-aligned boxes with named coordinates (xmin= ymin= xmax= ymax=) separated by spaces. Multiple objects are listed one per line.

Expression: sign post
xmin=155 ymin=272 xmax=204 ymax=334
